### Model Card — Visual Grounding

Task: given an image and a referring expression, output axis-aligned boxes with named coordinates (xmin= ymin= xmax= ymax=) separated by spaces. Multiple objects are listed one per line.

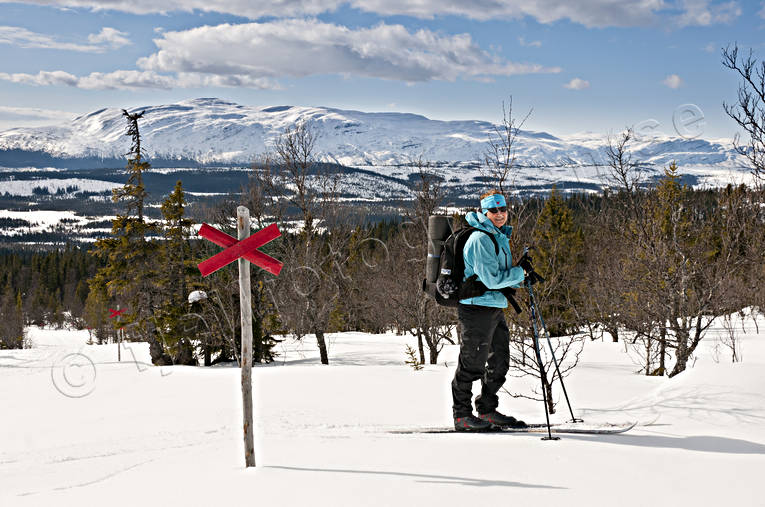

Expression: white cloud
xmin=0 ymin=70 xmax=80 ymax=86
xmin=759 ymin=1 xmax=765 ymax=19
xmin=354 ymin=0 xmax=665 ymax=26
xmin=675 ymin=0 xmax=741 ymax=27
xmin=137 ymin=20 xmax=560 ymax=84
xmin=703 ymin=42 xmax=717 ymax=53
xmin=0 ymin=0 xmax=340 ymax=18
xmin=173 ymin=73 xmax=280 ymax=89
xmin=0 ymin=0 xmax=738 ymax=28
xmin=0 ymin=69 xmax=280 ymax=90
xmin=0 ymin=105 xmax=75 ymax=121
xmin=0 ymin=25 xmax=130 ymax=52
xmin=0 ymin=26 xmax=99 ymax=52
xmin=564 ymin=77 xmax=590 ymax=90
xmin=0 ymin=20 xmax=559 ymax=90
xmin=663 ymin=74 xmax=683 ymax=89
xmin=77 ymin=70 xmax=178 ymax=89
xmin=0 ymin=70 xmax=166 ymax=89
xmin=87 ymin=27 xmax=131 ymax=49
xmin=518 ymin=36 xmax=542 ymax=47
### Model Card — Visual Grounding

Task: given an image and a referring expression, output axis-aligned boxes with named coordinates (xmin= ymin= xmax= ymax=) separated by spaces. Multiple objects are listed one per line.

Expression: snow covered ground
xmin=0 ymin=209 xmax=110 ymax=235
xmin=0 ymin=177 xmax=121 ymax=197
xmin=1 ymin=316 xmax=764 ymax=506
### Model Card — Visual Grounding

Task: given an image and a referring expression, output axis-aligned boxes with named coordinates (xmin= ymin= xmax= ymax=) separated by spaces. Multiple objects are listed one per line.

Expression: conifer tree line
xmin=0 ymin=129 xmax=758 ymax=376
xmin=4 ymin=44 xmax=763 ymax=378
xmin=3 ymin=127 xmax=764 ymax=378
xmin=0 ymin=246 xmax=99 ymax=348
xmin=4 ymin=168 xmax=762 ymax=378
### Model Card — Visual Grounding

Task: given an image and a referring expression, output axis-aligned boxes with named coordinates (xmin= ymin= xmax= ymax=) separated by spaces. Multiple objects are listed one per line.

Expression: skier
xmin=452 ymin=190 xmax=532 ymax=431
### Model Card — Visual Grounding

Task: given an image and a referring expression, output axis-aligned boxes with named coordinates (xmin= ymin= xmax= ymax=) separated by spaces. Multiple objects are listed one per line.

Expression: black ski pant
xmin=452 ymin=304 xmax=510 ymax=418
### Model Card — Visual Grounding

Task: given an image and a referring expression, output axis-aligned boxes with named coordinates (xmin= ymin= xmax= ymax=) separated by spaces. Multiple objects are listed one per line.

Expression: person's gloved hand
xmin=516 ymin=252 xmax=544 ymax=285
xmin=517 ymin=252 xmax=534 ymax=274
xmin=525 ymin=269 xmax=545 ymax=285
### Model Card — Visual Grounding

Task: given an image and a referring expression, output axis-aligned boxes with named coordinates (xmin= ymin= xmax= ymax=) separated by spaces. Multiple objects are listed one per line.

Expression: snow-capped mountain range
xmin=0 ymin=98 xmax=746 ymax=171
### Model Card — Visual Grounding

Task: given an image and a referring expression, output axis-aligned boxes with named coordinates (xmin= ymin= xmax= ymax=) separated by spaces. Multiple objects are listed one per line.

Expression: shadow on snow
xmin=265 ymin=465 xmax=567 ymax=489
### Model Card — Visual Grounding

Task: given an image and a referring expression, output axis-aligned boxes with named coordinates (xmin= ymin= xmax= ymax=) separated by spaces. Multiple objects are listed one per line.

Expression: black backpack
xmin=422 ymin=225 xmax=521 ymax=312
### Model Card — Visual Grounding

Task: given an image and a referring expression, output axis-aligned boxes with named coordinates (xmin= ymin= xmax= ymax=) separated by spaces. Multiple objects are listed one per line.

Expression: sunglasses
xmin=486 ymin=206 xmax=507 ymax=214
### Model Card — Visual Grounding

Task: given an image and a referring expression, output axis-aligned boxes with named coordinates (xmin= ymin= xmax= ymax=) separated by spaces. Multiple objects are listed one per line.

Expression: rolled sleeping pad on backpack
xmin=426 ymin=215 xmax=452 ymax=283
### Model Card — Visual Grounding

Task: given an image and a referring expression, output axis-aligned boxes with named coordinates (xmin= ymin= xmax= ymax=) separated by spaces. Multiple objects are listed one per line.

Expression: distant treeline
xmin=2 ymin=176 xmax=763 ymax=378
xmin=0 ymin=245 xmax=103 ymax=348
xmin=0 ymin=148 xmax=199 ymax=168
xmin=0 ymin=245 xmax=101 ymax=322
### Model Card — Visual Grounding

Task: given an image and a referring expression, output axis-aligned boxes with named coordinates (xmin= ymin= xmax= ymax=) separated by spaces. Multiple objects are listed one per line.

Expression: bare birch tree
xmin=483 ymin=97 xmax=532 ymax=194
xmin=722 ymin=44 xmax=765 ymax=188
xmin=248 ymin=120 xmax=358 ymax=364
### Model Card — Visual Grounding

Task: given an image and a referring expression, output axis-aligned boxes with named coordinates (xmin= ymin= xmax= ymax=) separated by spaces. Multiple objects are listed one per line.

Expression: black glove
xmin=516 ymin=251 xmax=534 ymax=273
xmin=526 ymin=269 xmax=545 ymax=285
xmin=516 ymin=252 xmax=544 ymax=285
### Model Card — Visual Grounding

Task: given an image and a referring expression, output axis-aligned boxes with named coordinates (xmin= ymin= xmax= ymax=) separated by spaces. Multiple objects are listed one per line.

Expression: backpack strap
xmin=453 ymin=227 xmax=498 ymax=282
xmin=469 ymin=228 xmax=499 ymax=255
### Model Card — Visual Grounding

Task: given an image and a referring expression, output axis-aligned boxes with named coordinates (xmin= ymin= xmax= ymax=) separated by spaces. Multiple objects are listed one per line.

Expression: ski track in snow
xmin=18 ymin=458 xmax=156 ymax=497
xmin=1 ymin=319 xmax=764 ymax=505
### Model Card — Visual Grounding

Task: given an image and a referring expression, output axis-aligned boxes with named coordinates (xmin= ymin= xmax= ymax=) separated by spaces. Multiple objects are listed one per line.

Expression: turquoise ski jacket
xmin=459 ymin=211 xmax=525 ymax=308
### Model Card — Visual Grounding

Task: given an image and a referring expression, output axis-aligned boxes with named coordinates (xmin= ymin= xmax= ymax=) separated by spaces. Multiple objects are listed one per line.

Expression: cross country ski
xmin=389 ymin=421 xmax=637 ymax=435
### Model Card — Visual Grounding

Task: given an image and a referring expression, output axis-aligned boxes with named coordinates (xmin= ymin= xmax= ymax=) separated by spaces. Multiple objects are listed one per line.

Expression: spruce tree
xmin=90 ymin=110 xmax=164 ymax=363
xmin=83 ymin=283 xmax=112 ymax=345
xmin=532 ymin=186 xmax=585 ymax=336
xmin=652 ymin=162 xmax=696 ymax=376
xmin=154 ymin=180 xmax=198 ymax=365
xmin=0 ymin=282 xmax=24 ymax=349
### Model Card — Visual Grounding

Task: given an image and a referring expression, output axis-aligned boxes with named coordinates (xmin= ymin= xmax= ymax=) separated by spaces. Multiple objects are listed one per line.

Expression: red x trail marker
xmin=108 ymin=308 xmax=125 ymax=319
xmin=197 ymin=223 xmax=283 ymax=277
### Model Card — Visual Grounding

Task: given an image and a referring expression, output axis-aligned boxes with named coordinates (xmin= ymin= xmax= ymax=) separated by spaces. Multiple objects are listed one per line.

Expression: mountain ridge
xmin=0 ymin=98 xmax=745 ymax=170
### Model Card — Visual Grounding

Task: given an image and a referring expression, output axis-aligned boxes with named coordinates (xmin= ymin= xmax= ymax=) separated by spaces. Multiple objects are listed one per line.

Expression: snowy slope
xmin=0 ymin=98 xmax=746 ymax=170
xmin=1 ymin=315 xmax=763 ymax=506
xmin=0 ymin=177 xmax=120 ymax=197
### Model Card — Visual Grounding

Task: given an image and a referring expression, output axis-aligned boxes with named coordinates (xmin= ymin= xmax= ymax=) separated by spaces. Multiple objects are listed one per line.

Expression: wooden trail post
xmin=108 ymin=306 xmax=126 ymax=362
xmin=237 ymin=206 xmax=256 ymax=468
xmin=196 ymin=208 xmax=282 ymax=469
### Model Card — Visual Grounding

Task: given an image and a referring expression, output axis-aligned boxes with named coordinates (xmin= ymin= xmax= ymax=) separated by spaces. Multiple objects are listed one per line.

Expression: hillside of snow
xmin=0 ymin=98 xmax=747 ymax=170
xmin=1 ymin=313 xmax=763 ymax=506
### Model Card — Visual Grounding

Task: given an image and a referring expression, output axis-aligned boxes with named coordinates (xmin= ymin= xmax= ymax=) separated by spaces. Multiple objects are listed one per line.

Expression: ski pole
xmin=526 ymin=278 xmax=559 ymax=441
xmin=528 ymin=282 xmax=582 ymax=424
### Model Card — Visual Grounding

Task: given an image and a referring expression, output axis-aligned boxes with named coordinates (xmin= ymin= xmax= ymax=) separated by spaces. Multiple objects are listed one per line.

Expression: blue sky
xmin=0 ymin=0 xmax=763 ymax=138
